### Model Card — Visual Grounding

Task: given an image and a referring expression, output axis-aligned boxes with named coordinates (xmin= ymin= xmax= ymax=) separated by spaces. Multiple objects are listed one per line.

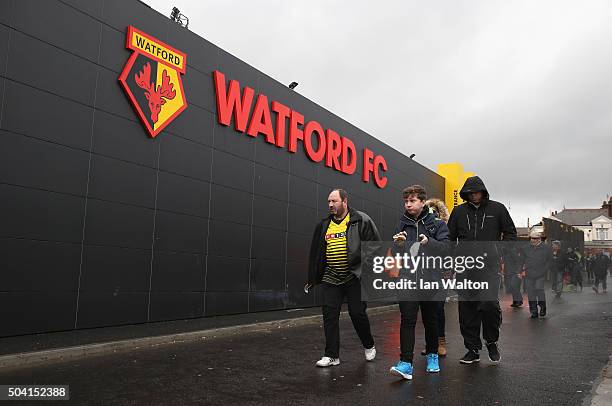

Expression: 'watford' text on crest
xmin=119 ymin=26 xmax=187 ymax=138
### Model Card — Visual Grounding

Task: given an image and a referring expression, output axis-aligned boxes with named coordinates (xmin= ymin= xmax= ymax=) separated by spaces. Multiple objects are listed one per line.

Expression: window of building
xmin=595 ymin=228 xmax=608 ymax=240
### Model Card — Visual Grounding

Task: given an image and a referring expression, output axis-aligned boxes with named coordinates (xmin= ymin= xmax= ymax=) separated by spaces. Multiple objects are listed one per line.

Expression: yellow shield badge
xmin=119 ymin=26 xmax=187 ymax=138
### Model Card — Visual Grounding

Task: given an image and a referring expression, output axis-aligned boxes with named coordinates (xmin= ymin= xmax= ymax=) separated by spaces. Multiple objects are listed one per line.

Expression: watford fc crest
xmin=119 ymin=26 xmax=187 ymax=138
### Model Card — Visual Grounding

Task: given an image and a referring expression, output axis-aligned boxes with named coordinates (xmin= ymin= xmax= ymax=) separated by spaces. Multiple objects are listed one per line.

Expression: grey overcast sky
xmin=146 ymin=0 xmax=611 ymax=227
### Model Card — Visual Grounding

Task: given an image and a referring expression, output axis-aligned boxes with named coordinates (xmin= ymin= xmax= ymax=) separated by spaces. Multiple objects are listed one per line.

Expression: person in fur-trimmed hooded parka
xmin=426 ymin=198 xmax=450 ymax=222
xmin=419 ymin=198 xmax=450 ymax=357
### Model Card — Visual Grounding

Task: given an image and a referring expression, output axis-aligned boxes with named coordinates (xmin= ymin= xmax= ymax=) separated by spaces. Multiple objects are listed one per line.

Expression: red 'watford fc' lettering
xmin=212 ymin=71 xmax=387 ymax=188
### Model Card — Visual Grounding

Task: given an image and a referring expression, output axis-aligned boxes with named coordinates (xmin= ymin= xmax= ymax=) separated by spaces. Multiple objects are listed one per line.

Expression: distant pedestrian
xmin=571 ymin=249 xmax=583 ymax=291
xmin=522 ymin=231 xmax=552 ymax=318
xmin=566 ymin=248 xmax=580 ymax=292
xmin=586 ymin=254 xmax=595 ymax=282
xmin=550 ymin=241 xmax=566 ymax=298
xmin=592 ymin=251 xmax=611 ymax=294
xmin=503 ymin=244 xmax=524 ymax=307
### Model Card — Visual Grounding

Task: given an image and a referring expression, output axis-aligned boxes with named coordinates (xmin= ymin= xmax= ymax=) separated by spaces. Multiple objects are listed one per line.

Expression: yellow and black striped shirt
xmin=322 ymin=213 xmax=355 ymax=285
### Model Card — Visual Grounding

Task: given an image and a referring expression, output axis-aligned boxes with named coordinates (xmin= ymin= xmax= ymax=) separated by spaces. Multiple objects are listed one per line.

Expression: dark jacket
xmin=393 ymin=208 xmax=450 ymax=255
xmin=502 ymin=244 xmax=523 ymax=275
xmin=551 ymin=250 xmax=567 ymax=274
xmin=448 ymin=176 xmax=517 ymax=243
xmin=593 ymin=254 xmax=611 ymax=277
xmin=566 ymin=252 xmax=579 ymax=273
xmin=392 ymin=207 xmax=450 ymax=285
xmin=448 ymin=177 xmax=516 ymax=291
xmin=307 ymin=207 xmax=381 ymax=285
xmin=523 ymin=242 xmax=553 ymax=280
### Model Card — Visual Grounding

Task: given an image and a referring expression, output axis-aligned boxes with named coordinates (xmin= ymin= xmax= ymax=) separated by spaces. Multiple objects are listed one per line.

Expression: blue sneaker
xmin=390 ymin=360 xmax=413 ymax=380
xmin=426 ymin=353 xmax=440 ymax=373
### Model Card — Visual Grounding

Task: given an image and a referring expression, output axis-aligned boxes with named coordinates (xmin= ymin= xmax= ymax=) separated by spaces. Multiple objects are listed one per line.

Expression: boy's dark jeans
xmin=398 ymin=300 xmax=439 ymax=362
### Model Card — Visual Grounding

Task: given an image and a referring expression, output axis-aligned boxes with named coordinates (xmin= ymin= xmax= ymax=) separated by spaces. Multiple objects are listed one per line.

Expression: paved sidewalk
xmin=0 ymin=287 xmax=609 ymax=405
xmin=0 ymin=305 xmax=397 ymax=369
xmin=0 ymin=305 xmax=326 ymax=357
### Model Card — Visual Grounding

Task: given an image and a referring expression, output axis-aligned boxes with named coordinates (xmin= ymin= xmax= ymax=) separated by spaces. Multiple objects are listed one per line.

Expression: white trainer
xmin=316 ymin=356 xmax=340 ymax=367
xmin=365 ymin=346 xmax=376 ymax=361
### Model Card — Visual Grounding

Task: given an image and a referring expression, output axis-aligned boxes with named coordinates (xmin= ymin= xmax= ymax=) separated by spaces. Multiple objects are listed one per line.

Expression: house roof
xmin=516 ymin=227 xmax=530 ymax=236
xmin=592 ymin=215 xmax=612 ymax=224
xmin=551 ymin=208 xmax=609 ymax=226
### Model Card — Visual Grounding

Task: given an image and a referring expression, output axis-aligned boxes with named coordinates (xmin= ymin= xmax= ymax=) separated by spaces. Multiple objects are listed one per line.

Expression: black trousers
xmin=398 ymin=301 xmax=438 ymax=362
xmin=551 ymin=270 xmax=563 ymax=294
xmin=321 ymin=278 xmax=374 ymax=358
xmin=458 ymin=300 xmax=501 ymax=351
xmin=525 ymin=278 xmax=546 ymax=314
xmin=594 ymin=273 xmax=608 ymax=290
xmin=508 ymin=274 xmax=523 ymax=303
xmin=571 ymin=267 xmax=583 ymax=288
xmin=527 ymin=290 xmax=546 ymax=314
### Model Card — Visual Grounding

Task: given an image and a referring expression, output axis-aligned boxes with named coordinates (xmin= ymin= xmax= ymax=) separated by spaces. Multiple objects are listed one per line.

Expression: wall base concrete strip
xmin=0 ymin=304 xmax=398 ymax=370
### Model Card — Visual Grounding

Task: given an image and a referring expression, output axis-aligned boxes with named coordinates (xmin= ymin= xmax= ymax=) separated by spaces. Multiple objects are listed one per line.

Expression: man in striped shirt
xmin=306 ymin=189 xmax=381 ymax=367
xmin=322 ymin=208 xmax=354 ymax=285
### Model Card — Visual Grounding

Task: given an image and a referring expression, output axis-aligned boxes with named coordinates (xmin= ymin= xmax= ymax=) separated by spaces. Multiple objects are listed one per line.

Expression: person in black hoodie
xmin=447 ymin=176 xmax=517 ymax=364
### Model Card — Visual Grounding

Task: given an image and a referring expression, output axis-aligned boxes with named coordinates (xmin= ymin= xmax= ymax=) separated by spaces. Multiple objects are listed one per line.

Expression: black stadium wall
xmin=0 ymin=0 xmax=444 ymax=337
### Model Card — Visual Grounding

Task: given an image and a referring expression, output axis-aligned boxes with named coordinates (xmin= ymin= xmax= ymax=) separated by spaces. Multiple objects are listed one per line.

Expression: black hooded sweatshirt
xmin=448 ymin=176 xmax=517 ymax=243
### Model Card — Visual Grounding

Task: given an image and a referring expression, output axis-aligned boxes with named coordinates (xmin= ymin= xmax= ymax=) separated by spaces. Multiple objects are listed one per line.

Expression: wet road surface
xmin=0 ymin=286 xmax=610 ymax=405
